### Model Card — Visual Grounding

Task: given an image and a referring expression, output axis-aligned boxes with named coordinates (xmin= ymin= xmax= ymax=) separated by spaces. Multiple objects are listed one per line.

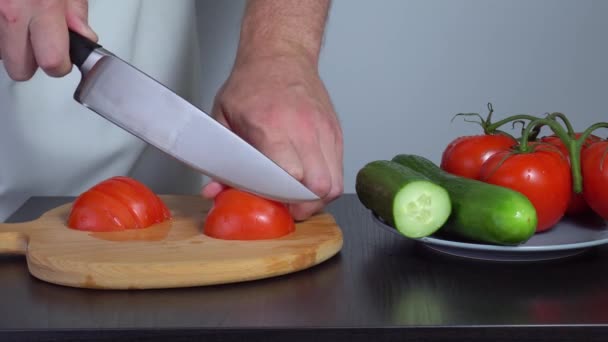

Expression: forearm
xmin=236 ymin=0 xmax=331 ymax=65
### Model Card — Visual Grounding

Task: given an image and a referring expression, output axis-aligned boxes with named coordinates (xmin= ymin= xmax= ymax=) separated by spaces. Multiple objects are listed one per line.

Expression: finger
xmin=287 ymin=116 xmax=333 ymax=220
xmin=320 ymin=112 xmax=345 ymax=203
xmin=250 ymin=130 xmax=314 ymax=220
xmin=289 ymin=200 xmax=324 ymax=222
xmin=0 ymin=7 xmax=37 ymax=80
xmin=201 ymin=181 xmax=228 ymax=199
xmin=28 ymin=2 xmax=71 ymax=77
xmin=65 ymin=0 xmax=98 ymax=42
xmin=264 ymin=138 xmax=306 ymax=183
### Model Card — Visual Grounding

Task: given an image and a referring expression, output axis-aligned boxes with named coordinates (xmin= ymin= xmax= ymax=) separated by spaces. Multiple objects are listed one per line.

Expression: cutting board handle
xmin=0 ymin=231 xmax=28 ymax=255
xmin=0 ymin=223 xmax=31 ymax=255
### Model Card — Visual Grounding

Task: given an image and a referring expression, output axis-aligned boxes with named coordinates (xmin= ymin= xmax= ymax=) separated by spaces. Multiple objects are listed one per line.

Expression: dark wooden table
xmin=2 ymin=195 xmax=608 ymax=341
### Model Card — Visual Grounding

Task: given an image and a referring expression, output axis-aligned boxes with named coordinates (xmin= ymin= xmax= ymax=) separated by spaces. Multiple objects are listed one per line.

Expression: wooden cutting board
xmin=0 ymin=195 xmax=343 ymax=290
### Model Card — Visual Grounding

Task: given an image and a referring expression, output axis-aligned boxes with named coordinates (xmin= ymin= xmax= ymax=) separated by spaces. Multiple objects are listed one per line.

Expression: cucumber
xmin=391 ymin=154 xmax=537 ymax=245
xmin=356 ymin=160 xmax=452 ymax=238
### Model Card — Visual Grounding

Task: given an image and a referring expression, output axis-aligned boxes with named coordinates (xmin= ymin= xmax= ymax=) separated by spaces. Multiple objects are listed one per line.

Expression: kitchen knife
xmin=68 ymin=30 xmax=319 ymax=203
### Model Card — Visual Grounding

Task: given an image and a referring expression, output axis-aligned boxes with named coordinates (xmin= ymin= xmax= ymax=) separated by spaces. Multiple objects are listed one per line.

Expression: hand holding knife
xmin=68 ymin=30 xmax=319 ymax=203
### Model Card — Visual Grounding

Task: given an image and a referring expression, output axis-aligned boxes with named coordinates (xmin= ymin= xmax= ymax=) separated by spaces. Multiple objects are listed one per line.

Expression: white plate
xmin=371 ymin=212 xmax=608 ymax=262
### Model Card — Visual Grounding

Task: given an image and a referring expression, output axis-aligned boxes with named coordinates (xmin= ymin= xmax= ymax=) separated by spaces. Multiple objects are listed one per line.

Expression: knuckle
xmin=38 ymin=53 xmax=70 ymax=76
xmin=69 ymin=0 xmax=88 ymax=12
xmin=285 ymin=165 xmax=304 ymax=181
xmin=7 ymin=67 xmax=35 ymax=81
xmin=0 ymin=1 xmax=20 ymax=23
xmin=329 ymin=182 xmax=344 ymax=200
xmin=4 ymin=55 xmax=36 ymax=81
xmin=308 ymin=176 xmax=332 ymax=198
xmin=34 ymin=0 xmax=62 ymax=9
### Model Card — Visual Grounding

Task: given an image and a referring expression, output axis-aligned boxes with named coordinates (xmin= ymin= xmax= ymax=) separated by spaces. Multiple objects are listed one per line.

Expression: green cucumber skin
xmin=355 ymin=160 xmax=450 ymax=237
xmin=356 ymin=160 xmax=424 ymax=228
xmin=392 ymin=154 xmax=537 ymax=245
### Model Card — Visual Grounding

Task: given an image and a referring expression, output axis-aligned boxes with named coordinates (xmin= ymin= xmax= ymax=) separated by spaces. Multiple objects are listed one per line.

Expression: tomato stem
xmin=452 ymin=103 xmax=516 ymax=139
xmin=546 ymin=112 xmax=575 ymax=137
xmin=519 ymin=117 xmax=584 ymax=192
xmin=578 ymin=122 xmax=608 ymax=143
xmin=566 ymin=122 xmax=608 ymax=193
xmin=452 ymin=103 xmax=495 ymax=127
xmin=577 ymin=122 xmax=608 ymax=169
xmin=519 ymin=117 xmax=569 ymax=152
xmin=484 ymin=114 xmax=540 ymax=135
xmin=486 ymin=102 xmax=494 ymax=124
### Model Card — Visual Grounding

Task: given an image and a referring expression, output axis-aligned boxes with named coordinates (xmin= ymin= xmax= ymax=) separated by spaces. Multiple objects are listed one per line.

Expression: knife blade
xmin=68 ymin=30 xmax=319 ymax=203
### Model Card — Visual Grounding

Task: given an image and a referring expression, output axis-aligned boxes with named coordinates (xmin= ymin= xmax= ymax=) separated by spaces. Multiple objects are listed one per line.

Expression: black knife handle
xmin=69 ymin=30 xmax=102 ymax=68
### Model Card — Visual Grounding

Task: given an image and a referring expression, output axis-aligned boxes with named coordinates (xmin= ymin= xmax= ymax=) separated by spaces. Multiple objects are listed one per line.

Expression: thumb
xmin=65 ymin=0 xmax=98 ymax=42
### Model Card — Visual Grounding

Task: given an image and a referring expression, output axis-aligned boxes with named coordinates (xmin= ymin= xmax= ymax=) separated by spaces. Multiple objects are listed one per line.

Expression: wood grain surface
xmin=0 ymin=195 xmax=343 ymax=290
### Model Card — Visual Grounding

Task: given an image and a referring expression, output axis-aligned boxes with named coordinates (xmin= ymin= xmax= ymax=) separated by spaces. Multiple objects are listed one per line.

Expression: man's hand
xmin=202 ymin=54 xmax=344 ymax=221
xmin=0 ymin=0 xmax=97 ymax=81
xmin=202 ymin=0 xmax=343 ymax=221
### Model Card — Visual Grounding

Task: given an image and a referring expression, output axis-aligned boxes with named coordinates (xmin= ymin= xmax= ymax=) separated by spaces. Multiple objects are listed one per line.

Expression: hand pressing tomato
xmin=441 ymin=134 xmax=516 ymax=179
xmin=582 ymin=141 xmax=608 ymax=220
xmin=479 ymin=144 xmax=571 ymax=232
xmin=68 ymin=176 xmax=171 ymax=232
xmin=540 ymin=133 xmax=601 ymax=215
xmin=203 ymin=188 xmax=295 ymax=240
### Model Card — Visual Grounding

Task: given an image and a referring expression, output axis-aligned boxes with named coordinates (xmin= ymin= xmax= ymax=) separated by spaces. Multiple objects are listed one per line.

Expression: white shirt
xmin=0 ymin=0 xmax=209 ymax=221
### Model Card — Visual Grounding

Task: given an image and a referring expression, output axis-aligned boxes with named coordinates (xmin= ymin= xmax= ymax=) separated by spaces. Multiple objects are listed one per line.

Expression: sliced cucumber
xmin=356 ymin=160 xmax=451 ymax=238
xmin=392 ymin=154 xmax=537 ymax=245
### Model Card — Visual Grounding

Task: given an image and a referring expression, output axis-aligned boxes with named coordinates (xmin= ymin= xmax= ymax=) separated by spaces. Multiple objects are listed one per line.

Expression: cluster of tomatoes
xmin=440 ymin=107 xmax=608 ymax=233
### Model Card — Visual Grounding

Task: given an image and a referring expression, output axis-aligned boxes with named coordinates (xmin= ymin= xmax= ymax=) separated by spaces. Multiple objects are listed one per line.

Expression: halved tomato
xmin=67 ymin=176 xmax=171 ymax=231
xmin=203 ymin=188 xmax=295 ymax=240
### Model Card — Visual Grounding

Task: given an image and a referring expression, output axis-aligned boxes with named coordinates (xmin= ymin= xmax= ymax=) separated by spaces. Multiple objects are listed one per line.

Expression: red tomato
xmin=540 ymin=133 xmax=601 ymax=151
xmin=68 ymin=176 xmax=171 ymax=231
xmin=479 ymin=145 xmax=571 ymax=232
xmin=203 ymin=188 xmax=295 ymax=240
xmin=441 ymin=134 xmax=516 ymax=179
xmin=582 ymin=141 xmax=608 ymax=220
xmin=540 ymin=133 xmax=601 ymax=215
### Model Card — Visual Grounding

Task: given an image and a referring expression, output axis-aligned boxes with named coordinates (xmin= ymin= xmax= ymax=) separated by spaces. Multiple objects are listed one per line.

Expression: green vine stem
xmin=521 ymin=118 xmax=608 ymax=194
xmin=577 ymin=122 xmax=608 ymax=148
xmin=452 ymin=103 xmax=540 ymax=139
xmin=546 ymin=112 xmax=575 ymax=137
xmin=484 ymin=114 xmax=540 ymax=134
xmin=519 ymin=117 xmax=583 ymax=193
xmin=526 ymin=112 xmax=576 ymax=140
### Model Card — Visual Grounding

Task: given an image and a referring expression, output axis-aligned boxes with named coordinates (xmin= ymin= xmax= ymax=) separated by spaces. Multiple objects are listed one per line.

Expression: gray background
xmin=193 ymin=0 xmax=608 ymax=194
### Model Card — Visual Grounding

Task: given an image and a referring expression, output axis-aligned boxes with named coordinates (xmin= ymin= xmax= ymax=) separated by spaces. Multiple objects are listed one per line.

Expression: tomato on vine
xmin=582 ymin=141 xmax=608 ymax=220
xmin=479 ymin=118 xmax=574 ymax=232
xmin=479 ymin=144 xmax=571 ymax=232
xmin=441 ymin=103 xmax=520 ymax=179
xmin=534 ymin=113 xmax=603 ymax=216
xmin=441 ymin=134 xmax=516 ymax=179
xmin=540 ymin=132 xmax=601 ymax=216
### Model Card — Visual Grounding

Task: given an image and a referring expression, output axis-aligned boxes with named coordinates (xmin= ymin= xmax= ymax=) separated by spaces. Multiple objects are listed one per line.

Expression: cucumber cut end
xmin=392 ymin=181 xmax=452 ymax=238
